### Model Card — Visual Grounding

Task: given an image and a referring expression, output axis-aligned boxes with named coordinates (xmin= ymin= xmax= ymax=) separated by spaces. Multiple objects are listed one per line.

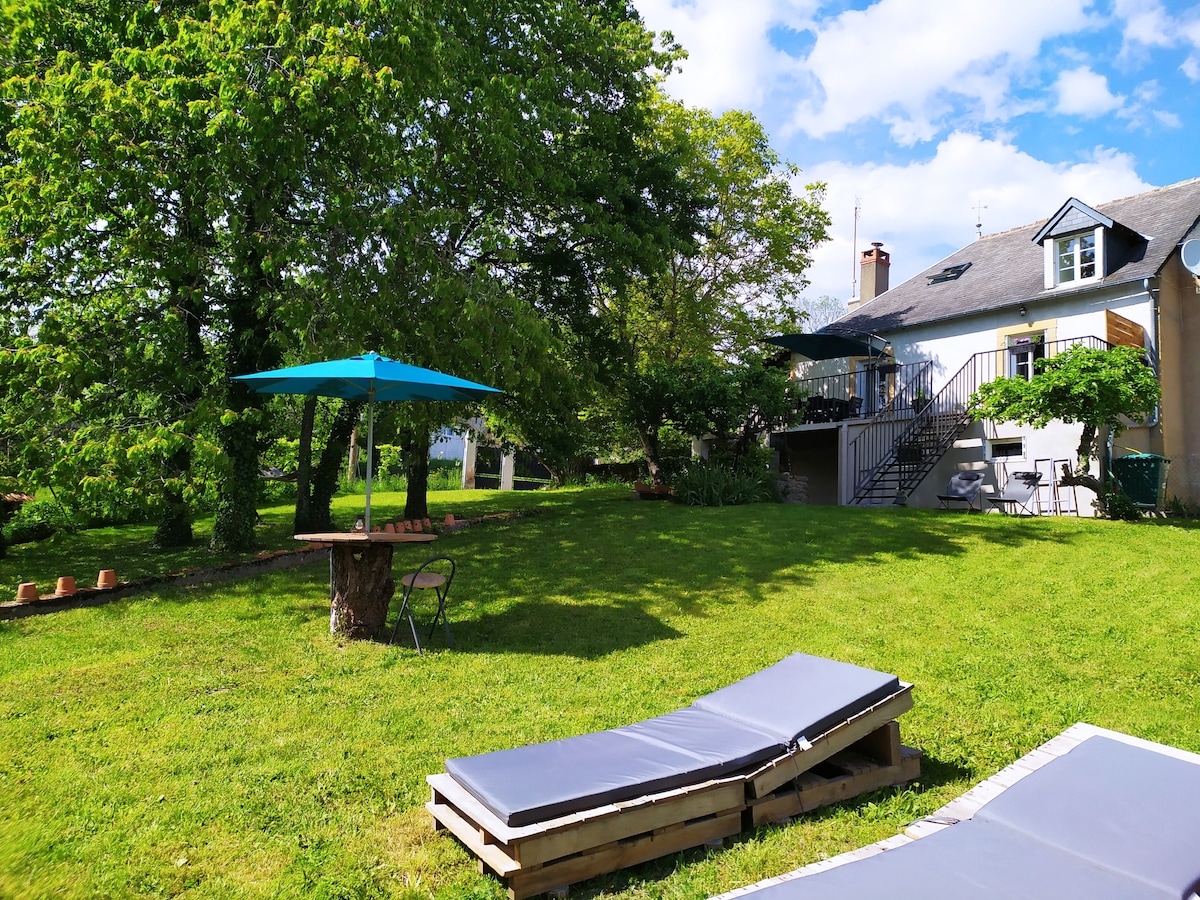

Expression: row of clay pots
xmin=14 ymin=569 xmax=117 ymax=602
xmin=369 ymin=514 xmax=456 ymax=534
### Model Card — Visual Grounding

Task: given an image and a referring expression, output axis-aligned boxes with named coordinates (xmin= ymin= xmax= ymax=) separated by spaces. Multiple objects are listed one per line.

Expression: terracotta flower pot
xmin=16 ymin=582 xmax=38 ymax=601
xmin=383 ymin=523 xmax=396 ymax=533
xmin=55 ymin=576 xmax=77 ymax=597
xmin=444 ymin=514 xmax=456 ymax=526
xmin=412 ymin=520 xmax=423 ymax=533
xmin=97 ymin=569 xmax=117 ymax=589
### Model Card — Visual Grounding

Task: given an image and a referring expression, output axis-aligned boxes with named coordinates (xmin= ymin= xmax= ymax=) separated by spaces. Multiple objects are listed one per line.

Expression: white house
xmin=770 ymin=178 xmax=1200 ymax=513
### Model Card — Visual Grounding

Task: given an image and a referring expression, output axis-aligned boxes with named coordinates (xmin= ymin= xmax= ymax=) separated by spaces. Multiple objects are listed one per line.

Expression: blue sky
xmin=633 ymin=0 xmax=1200 ymax=304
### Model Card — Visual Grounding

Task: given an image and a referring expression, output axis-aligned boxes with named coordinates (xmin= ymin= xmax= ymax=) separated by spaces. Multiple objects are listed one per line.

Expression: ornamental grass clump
xmin=672 ymin=457 xmax=776 ymax=506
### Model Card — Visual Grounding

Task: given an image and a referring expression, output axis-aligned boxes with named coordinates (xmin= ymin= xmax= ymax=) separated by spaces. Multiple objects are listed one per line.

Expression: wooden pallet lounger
xmin=714 ymin=722 xmax=1200 ymax=900
xmin=427 ymin=654 xmax=920 ymax=898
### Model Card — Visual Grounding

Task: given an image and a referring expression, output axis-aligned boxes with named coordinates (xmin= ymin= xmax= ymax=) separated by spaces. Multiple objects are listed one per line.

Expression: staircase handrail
xmin=848 ymin=336 xmax=1111 ymax=500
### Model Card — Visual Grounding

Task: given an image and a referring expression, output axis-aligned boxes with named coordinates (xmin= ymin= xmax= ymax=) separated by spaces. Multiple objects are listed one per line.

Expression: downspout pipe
xmin=1145 ymin=277 xmax=1161 ymax=428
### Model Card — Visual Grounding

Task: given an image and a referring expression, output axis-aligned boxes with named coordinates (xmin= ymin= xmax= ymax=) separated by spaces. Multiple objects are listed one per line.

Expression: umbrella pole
xmin=365 ymin=389 xmax=375 ymax=532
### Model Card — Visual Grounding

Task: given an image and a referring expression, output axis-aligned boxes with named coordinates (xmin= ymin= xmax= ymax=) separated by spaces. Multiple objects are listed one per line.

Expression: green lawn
xmin=2 ymin=488 xmax=1199 ymax=900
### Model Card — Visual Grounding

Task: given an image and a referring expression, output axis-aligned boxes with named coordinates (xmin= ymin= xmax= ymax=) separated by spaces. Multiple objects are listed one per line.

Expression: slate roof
xmin=836 ymin=177 xmax=1200 ymax=335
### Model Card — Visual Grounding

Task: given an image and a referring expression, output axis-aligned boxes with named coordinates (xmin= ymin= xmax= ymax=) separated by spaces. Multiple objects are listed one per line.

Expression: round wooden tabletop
xmin=294 ymin=532 xmax=438 ymax=543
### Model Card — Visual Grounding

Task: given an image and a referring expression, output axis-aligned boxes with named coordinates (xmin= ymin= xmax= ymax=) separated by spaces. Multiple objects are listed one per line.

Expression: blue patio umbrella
xmin=233 ymin=352 xmax=502 ymax=531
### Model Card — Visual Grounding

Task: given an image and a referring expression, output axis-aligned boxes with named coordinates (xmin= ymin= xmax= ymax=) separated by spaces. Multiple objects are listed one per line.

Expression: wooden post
xmin=329 ymin=542 xmax=395 ymax=638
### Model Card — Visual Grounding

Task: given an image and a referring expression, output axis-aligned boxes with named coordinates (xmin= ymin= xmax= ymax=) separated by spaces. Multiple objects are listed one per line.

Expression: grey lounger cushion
xmin=446 ymin=707 xmax=781 ymax=827
xmin=738 ymin=734 xmax=1200 ymax=900
xmin=446 ymin=653 xmax=902 ymax=827
xmin=691 ymin=653 xmax=900 ymax=745
xmin=974 ymin=736 xmax=1200 ymax=899
xmin=744 ymin=813 xmax=1168 ymax=900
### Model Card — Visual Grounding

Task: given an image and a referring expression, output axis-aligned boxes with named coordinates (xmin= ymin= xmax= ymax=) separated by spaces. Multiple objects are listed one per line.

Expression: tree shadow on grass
xmin=454 ymin=500 xmax=1087 ymax=619
xmin=394 ymin=597 xmax=683 ymax=660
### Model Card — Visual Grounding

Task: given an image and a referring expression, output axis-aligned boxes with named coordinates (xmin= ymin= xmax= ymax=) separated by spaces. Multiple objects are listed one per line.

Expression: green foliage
xmin=586 ymin=97 xmax=829 ymax=475
xmin=672 ymin=455 xmax=777 ymax=506
xmin=616 ymin=357 xmax=794 ymax=477
xmin=0 ymin=0 xmax=691 ymax=546
xmin=2 ymin=498 xmax=74 ymax=545
xmin=1100 ymin=488 xmax=1144 ymax=522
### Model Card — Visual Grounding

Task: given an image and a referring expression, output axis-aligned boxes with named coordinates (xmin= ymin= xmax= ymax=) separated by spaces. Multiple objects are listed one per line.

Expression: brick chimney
xmin=850 ymin=242 xmax=890 ymax=309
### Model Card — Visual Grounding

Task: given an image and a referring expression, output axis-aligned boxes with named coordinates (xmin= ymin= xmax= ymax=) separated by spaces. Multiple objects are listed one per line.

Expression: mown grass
xmin=2 ymin=488 xmax=1199 ymax=900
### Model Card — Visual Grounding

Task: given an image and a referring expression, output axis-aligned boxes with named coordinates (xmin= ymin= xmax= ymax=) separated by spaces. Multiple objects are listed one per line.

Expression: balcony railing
xmin=783 ymin=362 xmax=934 ymax=427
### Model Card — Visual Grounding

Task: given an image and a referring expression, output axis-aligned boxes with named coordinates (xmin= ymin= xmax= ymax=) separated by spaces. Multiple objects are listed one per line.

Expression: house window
xmin=1056 ymin=233 xmax=1096 ymax=284
xmin=986 ymin=438 xmax=1026 ymax=461
xmin=1007 ymin=333 xmax=1045 ymax=380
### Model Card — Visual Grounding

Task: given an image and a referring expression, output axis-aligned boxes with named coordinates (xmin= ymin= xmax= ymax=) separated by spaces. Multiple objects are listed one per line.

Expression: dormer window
xmin=1055 ymin=233 xmax=1096 ymax=284
xmin=1033 ymin=195 xmax=1148 ymax=291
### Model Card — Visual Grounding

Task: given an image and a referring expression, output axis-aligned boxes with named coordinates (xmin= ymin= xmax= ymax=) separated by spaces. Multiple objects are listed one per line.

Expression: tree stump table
xmin=295 ymin=532 xmax=438 ymax=639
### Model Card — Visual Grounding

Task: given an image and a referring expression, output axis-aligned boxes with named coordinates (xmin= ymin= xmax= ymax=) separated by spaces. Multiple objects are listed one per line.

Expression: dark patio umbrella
xmin=233 ymin=352 xmax=501 ymax=530
xmin=765 ymin=332 xmax=888 ymax=361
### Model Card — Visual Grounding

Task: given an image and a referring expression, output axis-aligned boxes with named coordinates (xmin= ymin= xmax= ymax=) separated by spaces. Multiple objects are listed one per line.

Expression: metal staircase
xmin=849 ymin=336 xmax=1110 ymax=505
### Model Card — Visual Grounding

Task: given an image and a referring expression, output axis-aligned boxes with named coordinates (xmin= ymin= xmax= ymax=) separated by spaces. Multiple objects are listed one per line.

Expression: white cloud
xmin=788 ymin=0 xmax=1094 ymax=143
xmin=1053 ymin=67 xmax=1125 ymax=117
xmin=1113 ymin=0 xmax=1175 ymax=51
xmin=635 ymin=0 xmax=817 ymax=112
xmin=1115 ymin=0 xmax=1200 ymax=74
xmin=798 ymin=133 xmax=1153 ymax=302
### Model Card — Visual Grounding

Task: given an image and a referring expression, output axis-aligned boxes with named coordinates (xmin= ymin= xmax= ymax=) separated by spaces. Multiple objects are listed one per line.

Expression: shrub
xmin=3 ymin=498 xmax=76 ymax=545
xmin=1100 ymin=488 xmax=1143 ymax=522
xmin=672 ymin=457 xmax=777 ymax=507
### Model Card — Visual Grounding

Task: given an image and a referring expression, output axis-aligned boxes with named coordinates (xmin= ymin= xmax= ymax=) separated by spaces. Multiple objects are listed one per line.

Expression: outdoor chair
xmin=937 ymin=470 xmax=985 ymax=511
xmin=390 ymin=555 xmax=456 ymax=652
xmin=987 ymin=471 xmax=1043 ymax=515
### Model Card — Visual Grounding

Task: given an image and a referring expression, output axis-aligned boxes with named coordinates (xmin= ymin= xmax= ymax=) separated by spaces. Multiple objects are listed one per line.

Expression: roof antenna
xmin=851 ymin=196 xmax=861 ymax=298
xmin=973 ymin=202 xmax=988 ymax=238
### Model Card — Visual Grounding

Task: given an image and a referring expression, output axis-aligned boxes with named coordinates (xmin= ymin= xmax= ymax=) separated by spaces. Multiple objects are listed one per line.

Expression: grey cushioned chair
xmin=937 ymin=470 xmax=985 ymax=511
xmin=987 ymin=470 xmax=1043 ymax=515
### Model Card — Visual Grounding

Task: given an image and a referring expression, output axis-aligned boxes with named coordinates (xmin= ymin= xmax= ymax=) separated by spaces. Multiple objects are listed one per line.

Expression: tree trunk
xmin=154 ymin=446 xmax=194 ymax=548
xmin=328 ymin=542 xmax=394 ymax=638
xmin=293 ymin=396 xmax=317 ymax=534
xmin=347 ymin=427 xmax=360 ymax=483
xmin=155 ymin=188 xmax=209 ymax=549
xmin=638 ymin=427 xmax=661 ymax=480
xmin=404 ymin=429 xmax=432 ymax=520
xmin=212 ymin=205 xmax=277 ymax=552
xmin=294 ymin=399 xmax=363 ymax=533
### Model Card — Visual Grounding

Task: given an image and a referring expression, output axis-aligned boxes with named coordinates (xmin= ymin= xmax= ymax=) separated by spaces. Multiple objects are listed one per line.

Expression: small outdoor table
xmin=295 ymin=532 xmax=437 ymax=639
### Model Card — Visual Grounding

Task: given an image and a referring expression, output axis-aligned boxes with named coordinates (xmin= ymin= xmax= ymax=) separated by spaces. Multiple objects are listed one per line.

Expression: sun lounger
xmin=428 ymin=653 xmax=919 ymax=898
xmin=716 ymin=723 xmax=1200 ymax=900
xmin=937 ymin=470 xmax=985 ymax=511
xmin=987 ymin=470 xmax=1043 ymax=515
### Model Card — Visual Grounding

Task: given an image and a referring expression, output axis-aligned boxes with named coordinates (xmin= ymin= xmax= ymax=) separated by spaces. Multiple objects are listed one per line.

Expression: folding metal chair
xmin=986 ymin=471 xmax=1043 ymax=515
xmin=937 ymin=470 xmax=984 ymax=511
xmin=390 ymin=555 xmax=456 ymax=652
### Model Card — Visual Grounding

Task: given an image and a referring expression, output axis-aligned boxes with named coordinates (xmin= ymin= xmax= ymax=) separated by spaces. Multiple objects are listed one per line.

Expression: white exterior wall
xmin=888 ymin=280 xmax=1155 ymax=395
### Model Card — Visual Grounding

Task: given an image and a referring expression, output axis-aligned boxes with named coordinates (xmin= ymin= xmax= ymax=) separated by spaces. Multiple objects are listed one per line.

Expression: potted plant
xmin=913 ymin=389 xmax=931 ymax=412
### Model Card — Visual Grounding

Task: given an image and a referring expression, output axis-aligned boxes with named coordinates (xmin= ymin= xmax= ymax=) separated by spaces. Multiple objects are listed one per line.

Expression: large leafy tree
xmin=969 ymin=344 xmax=1161 ymax=514
xmin=1 ymin=0 xmax=691 ymax=542
xmin=593 ymin=97 xmax=831 ymax=476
